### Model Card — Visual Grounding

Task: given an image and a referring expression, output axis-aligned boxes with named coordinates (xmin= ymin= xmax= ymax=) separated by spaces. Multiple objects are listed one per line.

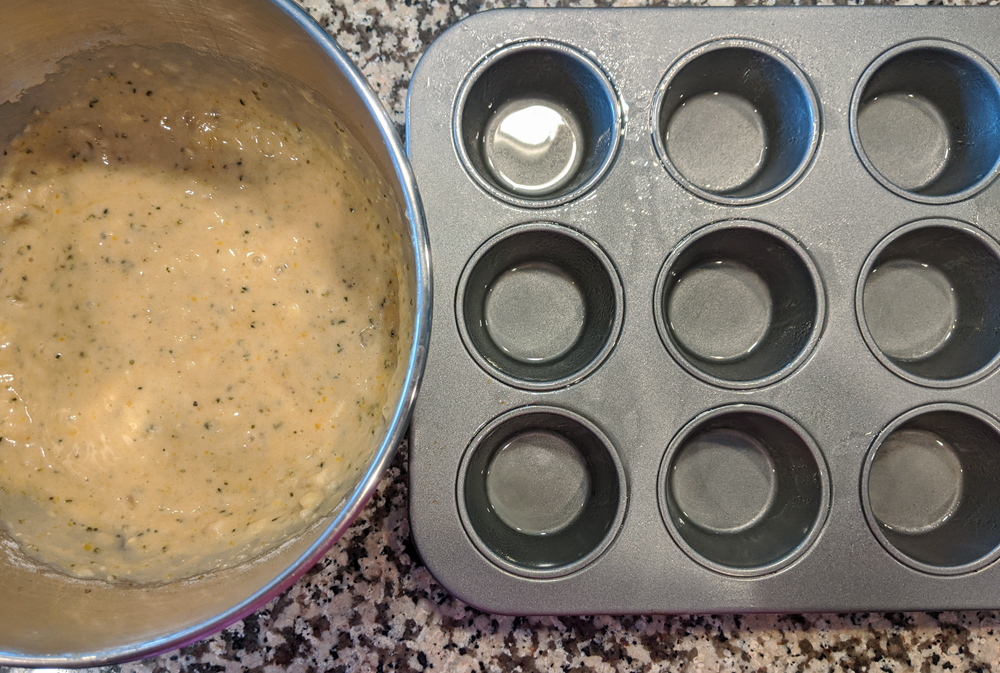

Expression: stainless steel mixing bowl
xmin=0 ymin=0 xmax=430 ymax=665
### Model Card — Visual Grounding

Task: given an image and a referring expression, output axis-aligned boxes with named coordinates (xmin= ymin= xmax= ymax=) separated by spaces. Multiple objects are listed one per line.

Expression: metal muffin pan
xmin=406 ymin=7 xmax=1000 ymax=614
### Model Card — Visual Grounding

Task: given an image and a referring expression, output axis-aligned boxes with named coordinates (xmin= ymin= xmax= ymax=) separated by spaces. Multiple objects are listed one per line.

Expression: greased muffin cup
xmin=654 ymin=220 xmax=824 ymax=388
xmin=457 ymin=406 xmax=627 ymax=578
xmin=652 ymin=39 xmax=820 ymax=205
xmin=850 ymin=40 xmax=1000 ymax=204
xmin=456 ymin=222 xmax=623 ymax=390
xmin=455 ymin=40 xmax=623 ymax=209
xmin=856 ymin=219 xmax=1000 ymax=387
xmin=407 ymin=7 xmax=1000 ymax=614
xmin=659 ymin=405 xmax=829 ymax=577
xmin=862 ymin=404 xmax=1000 ymax=575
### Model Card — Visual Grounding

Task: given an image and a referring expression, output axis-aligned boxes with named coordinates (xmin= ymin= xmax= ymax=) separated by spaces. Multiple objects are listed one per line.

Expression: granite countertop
xmin=40 ymin=0 xmax=1000 ymax=671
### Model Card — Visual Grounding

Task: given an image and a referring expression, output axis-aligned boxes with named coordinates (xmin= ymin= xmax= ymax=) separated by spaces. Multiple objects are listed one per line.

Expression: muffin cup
xmin=658 ymin=405 xmax=830 ymax=576
xmin=454 ymin=40 xmax=623 ymax=208
xmin=457 ymin=406 xmax=627 ymax=579
xmin=652 ymin=39 xmax=820 ymax=205
xmin=851 ymin=39 xmax=1000 ymax=203
xmin=857 ymin=219 xmax=1000 ymax=387
xmin=862 ymin=404 xmax=1000 ymax=575
xmin=457 ymin=222 xmax=623 ymax=391
xmin=654 ymin=220 xmax=824 ymax=389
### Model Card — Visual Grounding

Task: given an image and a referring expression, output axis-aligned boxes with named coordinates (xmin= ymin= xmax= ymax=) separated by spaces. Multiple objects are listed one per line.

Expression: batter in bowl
xmin=0 ymin=45 xmax=408 ymax=583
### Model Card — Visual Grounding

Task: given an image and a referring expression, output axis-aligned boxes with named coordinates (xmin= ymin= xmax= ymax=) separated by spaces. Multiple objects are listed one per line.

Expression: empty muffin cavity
xmin=857 ymin=219 xmax=1000 ymax=386
xmin=455 ymin=40 xmax=622 ymax=208
xmin=458 ymin=406 xmax=627 ymax=578
xmin=659 ymin=405 xmax=829 ymax=576
xmin=851 ymin=40 xmax=1000 ymax=203
xmin=862 ymin=404 xmax=1000 ymax=574
xmin=655 ymin=220 xmax=824 ymax=388
xmin=457 ymin=223 xmax=623 ymax=391
xmin=653 ymin=39 xmax=819 ymax=205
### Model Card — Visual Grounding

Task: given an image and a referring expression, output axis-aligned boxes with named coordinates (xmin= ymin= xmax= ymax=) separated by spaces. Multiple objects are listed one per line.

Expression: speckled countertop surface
xmin=27 ymin=0 xmax=1000 ymax=671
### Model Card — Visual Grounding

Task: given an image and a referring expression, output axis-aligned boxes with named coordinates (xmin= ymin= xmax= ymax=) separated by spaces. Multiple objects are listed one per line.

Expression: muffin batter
xmin=0 ymin=46 xmax=407 ymax=583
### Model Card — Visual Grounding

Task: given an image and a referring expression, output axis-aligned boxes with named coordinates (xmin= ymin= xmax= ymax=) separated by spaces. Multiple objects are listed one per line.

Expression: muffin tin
xmin=405 ymin=7 xmax=1000 ymax=613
